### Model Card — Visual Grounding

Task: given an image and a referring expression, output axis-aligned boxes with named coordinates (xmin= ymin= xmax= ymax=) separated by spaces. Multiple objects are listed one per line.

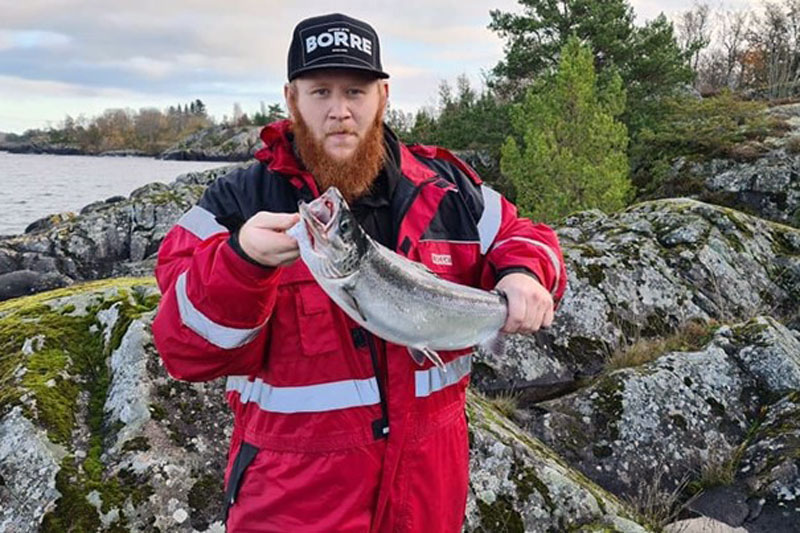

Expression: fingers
xmin=501 ymin=290 xmax=527 ymax=334
xmin=250 ymin=212 xmax=301 ymax=231
xmin=496 ymin=273 xmax=555 ymax=334
xmin=542 ymin=305 xmax=555 ymax=328
xmin=238 ymin=211 xmax=302 ymax=267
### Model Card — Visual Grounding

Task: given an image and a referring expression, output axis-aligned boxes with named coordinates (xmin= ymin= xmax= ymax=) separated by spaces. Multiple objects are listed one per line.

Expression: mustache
xmin=326 ymin=128 xmax=357 ymax=136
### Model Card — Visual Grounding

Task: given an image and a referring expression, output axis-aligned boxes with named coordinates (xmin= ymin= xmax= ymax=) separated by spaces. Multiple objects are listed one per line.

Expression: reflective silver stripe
xmin=225 ymin=375 xmax=380 ymax=413
xmin=491 ymin=237 xmax=561 ymax=294
xmin=478 ymin=185 xmax=502 ymax=254
xmin=175 ymin=271 xmax=265 ymax=349
xmin=177 ymin=205 xmax=227 ymax=240
xmin=415 ymin=353 xmax=472 ymax=398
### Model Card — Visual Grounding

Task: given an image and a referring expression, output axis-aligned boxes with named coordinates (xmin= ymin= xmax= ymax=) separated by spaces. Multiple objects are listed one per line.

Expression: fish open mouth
xmin=299 ymin=188 xmax=344 ymax=250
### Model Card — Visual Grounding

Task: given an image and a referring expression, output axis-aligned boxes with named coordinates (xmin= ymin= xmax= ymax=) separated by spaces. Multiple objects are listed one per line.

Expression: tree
xmin=489 ymin=0 xmax=636 ymax=96
xmin=745 ymin=0 xmax=800 ymax=97
xmin=500 ymin=37 xmax=631 ymax=222
xmin=676 ymin=2 xmax=712 ymax=74
xmin=489 ymin=0 xmax=693 ymax=136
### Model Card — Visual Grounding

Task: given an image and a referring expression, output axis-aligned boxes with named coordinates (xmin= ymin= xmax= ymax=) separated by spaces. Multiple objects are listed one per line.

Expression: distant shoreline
xmin=0 ymin=144 xmax=249 ymax=162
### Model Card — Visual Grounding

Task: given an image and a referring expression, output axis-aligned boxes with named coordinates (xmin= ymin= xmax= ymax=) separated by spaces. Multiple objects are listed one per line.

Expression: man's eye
xmin=313 ymin=89 xmax=329 ymax=96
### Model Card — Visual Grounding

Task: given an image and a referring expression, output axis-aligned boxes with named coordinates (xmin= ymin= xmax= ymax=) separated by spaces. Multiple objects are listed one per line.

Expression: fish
xmin=286 ymin=186 xmax=508 ymax=369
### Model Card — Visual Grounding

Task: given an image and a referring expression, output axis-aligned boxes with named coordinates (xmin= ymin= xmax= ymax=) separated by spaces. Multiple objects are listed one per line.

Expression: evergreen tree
xmin=489 ymin=0 xmax=694 ymax=132
xmin=501 ymin=36 xmax=631 ymax=222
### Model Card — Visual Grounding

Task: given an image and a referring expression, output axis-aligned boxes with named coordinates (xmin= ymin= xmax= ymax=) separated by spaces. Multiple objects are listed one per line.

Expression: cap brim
xmin=289 ymin=63 xmax=390 ymax=81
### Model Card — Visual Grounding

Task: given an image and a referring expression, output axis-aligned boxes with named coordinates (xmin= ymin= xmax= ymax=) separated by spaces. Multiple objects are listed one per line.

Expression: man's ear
xmin=381 ymin=81 xmax=390 ymax=100
xmin=283 ymin=83 xmax=292 ymax=118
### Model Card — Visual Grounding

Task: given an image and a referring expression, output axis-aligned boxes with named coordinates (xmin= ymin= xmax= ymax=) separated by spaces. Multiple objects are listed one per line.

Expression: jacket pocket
xmin=223 ymin=441 xmax=259 ymax=524
xmin=268 ymin=262 xmax=342 ymax=360
xmin=295 ymin=282 xmax=341 ymax=356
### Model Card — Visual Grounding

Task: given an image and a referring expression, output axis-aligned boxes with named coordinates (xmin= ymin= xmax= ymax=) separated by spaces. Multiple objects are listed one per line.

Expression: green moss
xmin=149 ymin=403 xmax=167 ymax=421
xmin=40 ymin=457 xmax=101 ymax=532
xmin=476 ymin=495 xmax=524 ymax=533
xmin=121 ymin=436 xmax=151 ymax=453
xmin=188 ymin=474 xmax=222 ymax=517
xmin=731 ymin=319 xmax=770 ymax=346
xmin=592 ymin=376 xmax=625 ymax=441
xmin=2 ymin=279 xmax=158 ymax=530
xmin=510 ymin=462 xmax=554 ymax=511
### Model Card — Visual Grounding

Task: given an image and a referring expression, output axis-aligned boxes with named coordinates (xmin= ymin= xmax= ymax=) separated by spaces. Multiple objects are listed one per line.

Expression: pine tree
xmin=501 ymin=36 xmax=632 ymax=222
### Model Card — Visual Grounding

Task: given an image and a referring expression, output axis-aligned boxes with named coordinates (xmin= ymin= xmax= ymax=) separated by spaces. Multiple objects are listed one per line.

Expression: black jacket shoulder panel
xmin=412 ymin=152 xmax=486 ymax=242
xmin=197 ymin=162 xmax=299 ymax=232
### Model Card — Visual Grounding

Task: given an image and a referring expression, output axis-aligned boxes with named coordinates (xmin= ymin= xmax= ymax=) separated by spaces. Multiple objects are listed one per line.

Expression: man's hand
xmin=238 ymin=212 xmax=301 ymax=267
xmin=495 ymin=272 xmax=554 ymax=334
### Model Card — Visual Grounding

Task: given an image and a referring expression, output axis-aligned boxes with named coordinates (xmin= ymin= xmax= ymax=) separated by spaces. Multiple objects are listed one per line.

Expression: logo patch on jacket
xmin=431 ymin=253 xmax=453 ymax=266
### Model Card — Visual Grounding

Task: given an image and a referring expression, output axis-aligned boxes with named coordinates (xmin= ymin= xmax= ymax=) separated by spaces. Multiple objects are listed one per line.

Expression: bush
xmin=630 ymin=91 xmax=784 ymax=198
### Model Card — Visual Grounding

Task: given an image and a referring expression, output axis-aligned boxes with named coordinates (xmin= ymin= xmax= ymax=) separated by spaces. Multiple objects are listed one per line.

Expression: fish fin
xmin=408 ymin=348 xmax=427 ymax=366
xmin=341 ymin=286 xmax=367 ymax=322
xmin=408 ymin=347 xmax=446 ymax=370
xmin=480 ymin=332 xmax=507 ymax=358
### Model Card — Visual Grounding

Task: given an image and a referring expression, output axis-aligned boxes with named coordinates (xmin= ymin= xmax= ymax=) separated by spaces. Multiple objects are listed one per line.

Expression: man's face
xmin=286 ymin=69 xmax=388 ymax=161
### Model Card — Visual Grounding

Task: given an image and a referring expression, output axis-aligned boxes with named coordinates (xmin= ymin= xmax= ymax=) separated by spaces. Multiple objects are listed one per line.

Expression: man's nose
xmin=328 ymin=95 xmax=352 ymax=121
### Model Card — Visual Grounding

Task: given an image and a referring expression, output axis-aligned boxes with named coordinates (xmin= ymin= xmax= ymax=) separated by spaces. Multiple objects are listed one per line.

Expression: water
xmin=0 ymin=152 xmax=230 ymax=236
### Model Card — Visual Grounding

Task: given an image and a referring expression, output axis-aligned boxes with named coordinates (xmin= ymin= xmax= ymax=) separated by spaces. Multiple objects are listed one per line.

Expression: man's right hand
xmin=238 ymin=212 xmax=301 ymax=267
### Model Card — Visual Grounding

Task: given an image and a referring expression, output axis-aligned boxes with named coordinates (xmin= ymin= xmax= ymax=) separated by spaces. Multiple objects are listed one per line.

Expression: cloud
xmin=0 ymin=0 xmax=765 ymax=134
xmin=0 ymin=30 xmax=71 ymax=51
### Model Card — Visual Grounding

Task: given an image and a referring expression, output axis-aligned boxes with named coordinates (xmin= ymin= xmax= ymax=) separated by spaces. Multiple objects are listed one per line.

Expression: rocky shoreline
xmin=1 ymin=106 xmax=800 ymax=532
xmin=0 ymin=124 xmax=261 ymax=162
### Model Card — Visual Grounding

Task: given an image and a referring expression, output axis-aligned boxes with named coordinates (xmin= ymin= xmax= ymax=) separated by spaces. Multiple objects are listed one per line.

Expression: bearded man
xmin=153 ymin=12 xmax=567 ymax=533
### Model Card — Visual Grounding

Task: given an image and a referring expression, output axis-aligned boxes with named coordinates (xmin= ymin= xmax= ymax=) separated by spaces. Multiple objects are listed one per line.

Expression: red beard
xmin=288 ymin=94 xmax=386 ymax=204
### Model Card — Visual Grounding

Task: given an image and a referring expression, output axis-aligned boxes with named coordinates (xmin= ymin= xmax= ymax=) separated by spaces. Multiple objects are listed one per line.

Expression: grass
xmin=486 ymin=390 xmax=522 ymax=418
xmin=604 ymin=319 xmax=719 ymax=373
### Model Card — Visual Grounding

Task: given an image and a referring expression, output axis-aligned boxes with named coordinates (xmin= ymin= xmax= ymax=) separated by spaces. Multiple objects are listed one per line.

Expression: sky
xmin=0 ymin=0 xmax=760 ymax=134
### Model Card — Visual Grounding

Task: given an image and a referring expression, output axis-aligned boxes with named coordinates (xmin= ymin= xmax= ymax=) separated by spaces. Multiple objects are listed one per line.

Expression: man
xmin=153 ymin=12 xmax=567 ymax=532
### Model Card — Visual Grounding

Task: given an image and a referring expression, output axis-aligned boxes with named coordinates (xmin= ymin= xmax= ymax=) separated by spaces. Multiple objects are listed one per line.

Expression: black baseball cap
xmin=287 ymin=13 xmax=389 ymax=81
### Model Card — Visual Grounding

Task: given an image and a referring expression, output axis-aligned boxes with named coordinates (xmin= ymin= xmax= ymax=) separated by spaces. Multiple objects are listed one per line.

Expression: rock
xmin=0 ymin=269 xmax=70 ymax=300
xmin=160 ymin=125 xmax=262 ymax=161
xmin=99 ymin=149 xmax=148 ymax=157
xmin=663 ymin=517 xmax=747 ymax=532
xmin=523 ymin=317 xmax=800 ymax=500
xmin=24 ymin=212 xmax=76 ymax=234
xmin=654 ymin=101 xmax=800 ymax=229
xmin=473 ymin=198 xmax=800 ymax=398
xmin=730 ymin=391 xmax=800 ymax=532
xmin=465 ymin=392 xmax=650 ymax=532
xmin=0 ymin=407 xmax=67 ymax=532
xmin=688 ymin=486 xmax=751 ymax=526
xmin=0 ymin=163 xmax=242 ymax=301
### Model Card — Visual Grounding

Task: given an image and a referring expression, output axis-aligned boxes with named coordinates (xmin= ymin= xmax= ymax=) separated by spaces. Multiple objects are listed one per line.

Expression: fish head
xmin=297 ymin=186 xmax=369 ymax=278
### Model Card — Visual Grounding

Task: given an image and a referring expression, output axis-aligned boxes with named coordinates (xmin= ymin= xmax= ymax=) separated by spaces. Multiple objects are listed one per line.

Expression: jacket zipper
xmin=366 ymin=332 xmax=390 ymax=439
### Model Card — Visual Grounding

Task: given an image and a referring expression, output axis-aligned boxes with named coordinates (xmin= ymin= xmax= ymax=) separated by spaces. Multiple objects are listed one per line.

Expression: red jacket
xmin=152 ymin=120 xmax=567 ymax=532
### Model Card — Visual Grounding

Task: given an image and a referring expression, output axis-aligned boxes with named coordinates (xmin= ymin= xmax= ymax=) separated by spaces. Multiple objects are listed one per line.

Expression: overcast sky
xmin=0 ymin=0 xmax=760 ymax=133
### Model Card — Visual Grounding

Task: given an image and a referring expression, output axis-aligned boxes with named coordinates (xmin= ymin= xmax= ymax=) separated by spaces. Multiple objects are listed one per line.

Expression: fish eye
xmin=340 ymin=218 xmax=351 ymax=232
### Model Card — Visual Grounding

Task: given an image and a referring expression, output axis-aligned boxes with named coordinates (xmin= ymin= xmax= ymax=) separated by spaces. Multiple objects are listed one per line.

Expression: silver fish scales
xmin=286 ymin=186 xmax=507 ymax=369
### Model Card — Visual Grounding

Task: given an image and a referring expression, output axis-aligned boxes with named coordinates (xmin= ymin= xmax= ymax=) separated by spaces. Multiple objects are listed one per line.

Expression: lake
xmin=0 ymin=152 xmax=231 ymax=236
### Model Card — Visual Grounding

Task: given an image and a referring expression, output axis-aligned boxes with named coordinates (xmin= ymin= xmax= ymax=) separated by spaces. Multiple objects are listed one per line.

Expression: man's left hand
xmin=495 ymin=273 xmax=554 ymax=334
